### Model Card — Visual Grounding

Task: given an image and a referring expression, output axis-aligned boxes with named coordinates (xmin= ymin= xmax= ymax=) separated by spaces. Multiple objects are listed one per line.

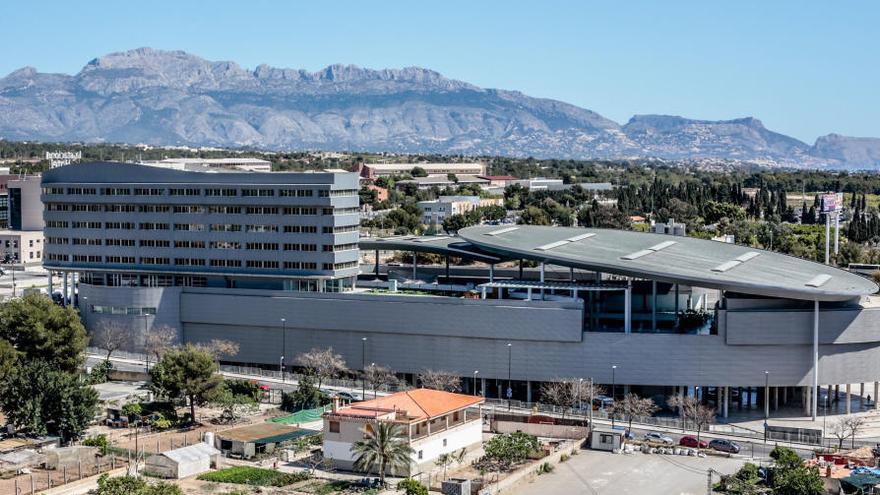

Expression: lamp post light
xmin=473 ymin=370 xmax=479 ymax=397
xmin=280 ymin=318 xmax=286 ymax=382
xmin=507 ymin=343 xmax=512 ymax=411
xmin=611 ymin=365 xmax=617 ymax=427
xmin=361 ymin=337 xmax=367 ymax=400
xmin=578 ymin=378 xmax=584 ymax=412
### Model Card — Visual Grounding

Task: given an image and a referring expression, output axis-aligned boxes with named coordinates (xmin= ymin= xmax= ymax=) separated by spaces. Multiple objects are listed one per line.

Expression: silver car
xmin=644 ymin=432 xmax=674 ymax=445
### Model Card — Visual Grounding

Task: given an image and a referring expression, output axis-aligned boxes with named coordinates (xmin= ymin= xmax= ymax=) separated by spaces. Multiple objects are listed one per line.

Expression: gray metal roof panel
xmin=459 ymin=225 xmax=878 ymax=301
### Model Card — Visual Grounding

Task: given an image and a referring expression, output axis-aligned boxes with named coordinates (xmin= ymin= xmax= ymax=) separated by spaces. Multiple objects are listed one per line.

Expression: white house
xmin=322 ymin=388 xmax=484 ymax=477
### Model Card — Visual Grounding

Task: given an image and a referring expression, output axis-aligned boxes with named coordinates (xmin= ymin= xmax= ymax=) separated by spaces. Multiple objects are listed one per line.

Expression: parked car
xmin=644 ymin=432 xmax=674 ymax=445
xmin=679 ymin=435 xmax=708 ymax=448
xmin=709 ymin=439 xmax=741 ymax=453
xmin=594 ymin=395 xmax=614 ymax=409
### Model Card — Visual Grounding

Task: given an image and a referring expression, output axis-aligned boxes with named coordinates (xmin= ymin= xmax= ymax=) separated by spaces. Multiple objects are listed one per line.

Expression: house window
xmin=329 ymin=421 xmax=340 ymax=433
xmin=443 ymin=438 xmax=447 ymax=447
xmin=418 ymin=450 xmax=423 ymax=460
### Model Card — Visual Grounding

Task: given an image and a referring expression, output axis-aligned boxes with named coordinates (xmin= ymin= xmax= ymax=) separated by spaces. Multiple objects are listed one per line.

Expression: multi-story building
xmin=42 ymin=162 xmax=359 ymax=347
xmin=416 ymin=196 xmax=502 ymax=226
xmin=139 ymin=158 xmax=273 ymax=172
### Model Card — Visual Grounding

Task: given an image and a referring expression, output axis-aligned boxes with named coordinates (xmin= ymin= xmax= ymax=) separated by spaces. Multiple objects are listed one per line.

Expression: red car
xmin=679 ymin=436 xmax=708 ymax=448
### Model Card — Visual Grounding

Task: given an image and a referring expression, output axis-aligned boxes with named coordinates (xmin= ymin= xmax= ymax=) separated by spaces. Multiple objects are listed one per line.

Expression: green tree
xmin=0 ymin=360 xmax=98 ymax=442
xmin=94 ymin=474 xmax=183 ymax=495
xmin=397 ymin=478 xmax=429 ymax=495
xmin=0 ymin=338 xmax=18 ymax=381
xmin=352 ymin=422 xmax=415 ymax=484
xmin=442 ymin=213 xmax=476 ymax=234
xmin=773 ymin=465 xmax=823 ymax=495
xmin=149 ymin=345 xmax=223 ymax=423
xmin=411 ymin=166 xmax=428 ymax=178
xmin=0 ymin=294 xmax=88 ymax=373
xmin=281 ymin=374 xmax=323 ymax=412
xmin=483 ymin=432 xmax=539 ymax=470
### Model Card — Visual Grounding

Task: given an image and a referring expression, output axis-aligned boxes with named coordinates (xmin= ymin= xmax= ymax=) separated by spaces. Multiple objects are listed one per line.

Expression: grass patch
xmin=299 ymin=479 xmax=355 ymax=494
xmin=197 ymin=466 xmax=311 ymax=487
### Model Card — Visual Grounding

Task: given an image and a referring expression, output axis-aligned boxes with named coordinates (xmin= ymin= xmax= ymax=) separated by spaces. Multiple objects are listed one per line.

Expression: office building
xmin=417 ymin=196 xmax=503 ymax=226
xmin=42 ymin=162 xmax=359 ymax=346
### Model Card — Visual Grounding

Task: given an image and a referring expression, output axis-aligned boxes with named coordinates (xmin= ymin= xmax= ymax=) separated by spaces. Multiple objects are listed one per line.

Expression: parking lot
xmin=511 ymin=449 xmax=746 ymax=495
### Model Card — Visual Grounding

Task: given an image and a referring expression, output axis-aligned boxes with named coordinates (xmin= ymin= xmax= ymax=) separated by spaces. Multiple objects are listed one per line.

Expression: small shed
xmin=215 ymin=423 xmax=311 ymax=459
xmin=589 ymin=428 xmax=624 ymax=452
xmin=144 ymin=442 xmax=220 ymax=479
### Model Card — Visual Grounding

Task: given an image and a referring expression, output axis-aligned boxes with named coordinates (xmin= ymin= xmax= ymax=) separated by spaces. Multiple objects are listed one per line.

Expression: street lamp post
xmin=764 ymin=370 xmax=770 ymax=444
xmin=371 ymin=363 xmax=376 ymax=400
xmin=473 ymin=370 xmax=479 ymax=397
xmin=507 ymin=343 xmax=512 ymax=411
xmin=361 ymin=337 xmax=367 ymax=400
xmin=611 ymin=365 xmax=617 ymax=427
xmin=578 ymin=378 xmax=583 ymax=412
xmin=588 ymin=377 xmax=594 ymax=429
xmin=280 ymin=318 xmax=286 ymax=382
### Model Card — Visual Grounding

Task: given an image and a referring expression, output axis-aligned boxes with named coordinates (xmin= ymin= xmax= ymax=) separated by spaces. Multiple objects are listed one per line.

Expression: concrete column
xmin=846 ymin=384 xmax=852 ymax=415
xmin=651 ymin=280 xmax=657 ymax=332
xmin=835 ymin=385 xmax=840 ymax=401
xmin=764 ymin=383 xmax=770 ymax=418
xmin=540 ymin=263 xmax=545 ymax=298
xmin=481 ymin=378 xmax=487 ymax=397
xmin=489 ymin=264 xmax=495 ymax=283
xmin=412 ymin=252 xmax=417 ymax=280
xmin=804 ymin=386 xmax=812 ymax=416
xmin=860 ymin=383 xmax=865 ymax=405
xmin=375 ymin=249 xmax=380 ymax=277
xmin=624 ymin=282 xmax=632 ymax=334
xmin=812 ymin=300 xmax=819 ymax=421
xmin=62 ymin=271 xmax=68 ymax=306
xmin=773 ymin=387 xmax=779 ymax=411
xmin=874 ymin=381 xmax=879 ymax=410
xmin=723 ymin=386 xmax=729 ymax=418
xmin=569 ymin=267 xmax=574 ymax=283
xmin=47 ymin=272 xmax=53 ymax=297
xmin=526 ymin=381 xmax=532 ymax=403
xmin=782 ymin=387 xmax=788 ymax=406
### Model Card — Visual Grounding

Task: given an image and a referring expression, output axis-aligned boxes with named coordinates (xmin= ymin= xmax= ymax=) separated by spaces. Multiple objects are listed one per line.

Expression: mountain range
xmin=1 ymin=48 xmax=878 ymax=169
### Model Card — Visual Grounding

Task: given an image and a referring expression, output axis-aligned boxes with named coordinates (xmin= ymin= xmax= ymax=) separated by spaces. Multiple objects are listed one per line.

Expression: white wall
xmin=324 ymin=439 xmax=358 ymax=463
xmin=409 ymin=420 xmax=482 ymax=471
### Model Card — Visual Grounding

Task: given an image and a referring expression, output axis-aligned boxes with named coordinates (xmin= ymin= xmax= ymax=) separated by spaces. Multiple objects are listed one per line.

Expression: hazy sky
xmin=3 ymin=1 xmax=877 ymax=143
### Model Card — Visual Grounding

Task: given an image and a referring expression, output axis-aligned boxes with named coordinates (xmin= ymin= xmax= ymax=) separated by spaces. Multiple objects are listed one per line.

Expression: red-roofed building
xmin=322 ymin=388 xmax=484 ymax=476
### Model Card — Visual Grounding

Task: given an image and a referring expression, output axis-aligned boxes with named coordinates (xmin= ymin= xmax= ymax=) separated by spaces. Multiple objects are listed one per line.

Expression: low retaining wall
xmin=480 ymin=440 xmax=578 ymax=494
xmin=492 ymin=420 xmax=588 ymax=440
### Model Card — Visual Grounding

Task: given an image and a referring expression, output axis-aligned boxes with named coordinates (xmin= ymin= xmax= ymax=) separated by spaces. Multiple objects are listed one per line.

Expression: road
xmin=510 ymin=449 xmax=745 ymax=495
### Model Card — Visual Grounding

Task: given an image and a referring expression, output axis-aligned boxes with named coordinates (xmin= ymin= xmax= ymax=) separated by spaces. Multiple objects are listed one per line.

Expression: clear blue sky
xmin=3 ymin=1 xmax=877 ymax=143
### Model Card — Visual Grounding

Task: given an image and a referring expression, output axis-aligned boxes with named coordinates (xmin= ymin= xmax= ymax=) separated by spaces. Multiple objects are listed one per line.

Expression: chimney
xmin=332 ymin=396 xmax=340 ymax=413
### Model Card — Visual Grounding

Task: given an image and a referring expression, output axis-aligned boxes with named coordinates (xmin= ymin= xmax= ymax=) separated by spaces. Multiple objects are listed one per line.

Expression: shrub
xmin=82 ymin=434 xmax=109 ymax=455
xmin=397 ymin=478 xmax=428 ymax=495
xmin=197 ymin=466 xmax=311 ymax=486
xmin=537 ymin=462 xmax=554 ymax=475
xmin=559 ymin=454 xmax=570 ymax=463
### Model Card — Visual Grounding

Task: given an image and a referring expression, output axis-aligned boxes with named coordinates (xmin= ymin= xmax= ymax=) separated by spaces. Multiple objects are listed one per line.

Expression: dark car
xmin=679 ymin=435 xmax=708 ymax=448
xmin=709 ymin=438 xmax=741 ymax=453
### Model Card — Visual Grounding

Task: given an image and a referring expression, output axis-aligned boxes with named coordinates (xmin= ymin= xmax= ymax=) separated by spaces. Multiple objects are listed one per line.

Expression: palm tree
xmin=351 ymin=422 xmax=415 ymax=484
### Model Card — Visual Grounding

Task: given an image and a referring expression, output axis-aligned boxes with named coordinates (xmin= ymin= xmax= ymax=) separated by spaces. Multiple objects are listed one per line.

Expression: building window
xmin=329 ymin=421 xmax=340 ymax=433
xmin=443 ymin=439 xmax=447 ymax=447
xmin=418 ymin=450 xmax=423 ymax=460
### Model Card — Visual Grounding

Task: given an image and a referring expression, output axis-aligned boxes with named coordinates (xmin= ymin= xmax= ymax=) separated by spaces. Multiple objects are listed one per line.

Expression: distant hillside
xmin=0 ymin=48 xmax=878 ymax=169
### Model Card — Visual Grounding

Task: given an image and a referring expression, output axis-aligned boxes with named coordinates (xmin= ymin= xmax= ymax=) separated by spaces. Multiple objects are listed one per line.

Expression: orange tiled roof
xmin=334 ymin=388 xmax=483 ymax=422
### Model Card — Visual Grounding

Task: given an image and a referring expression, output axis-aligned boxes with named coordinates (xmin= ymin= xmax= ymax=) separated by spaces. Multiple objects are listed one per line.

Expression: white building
xmin=417 ymin=196 xmax=503 ymax=226
xmin=144 ymin=442 xmax=221 ymax=479
xmin=359 ymin=162 xmax=486 ymax=180
xmin=322 ymin=388 xmax=484 ymax=477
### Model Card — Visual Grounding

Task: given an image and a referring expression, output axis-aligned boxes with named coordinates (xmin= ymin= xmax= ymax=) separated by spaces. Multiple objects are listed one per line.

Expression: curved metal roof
xmin=458 ymin=225 xmax=878 ymax=302
xmin=359 ymin=236 xmax=508 ymax=263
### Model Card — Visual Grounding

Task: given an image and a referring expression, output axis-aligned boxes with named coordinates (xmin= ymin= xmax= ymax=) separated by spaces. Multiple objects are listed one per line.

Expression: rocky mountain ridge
xmin=0 ymin=48 xmax=877 ymax=169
